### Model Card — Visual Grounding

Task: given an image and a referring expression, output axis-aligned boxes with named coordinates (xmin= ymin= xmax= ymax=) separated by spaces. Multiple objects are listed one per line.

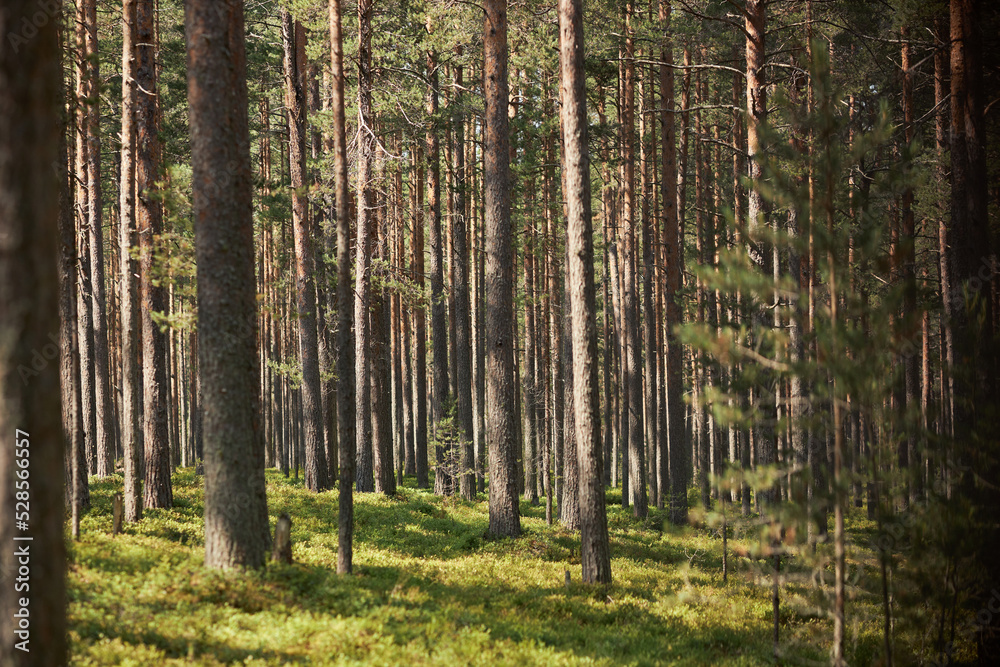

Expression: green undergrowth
xmin=68 ymin=470 xmax=912 ymax=665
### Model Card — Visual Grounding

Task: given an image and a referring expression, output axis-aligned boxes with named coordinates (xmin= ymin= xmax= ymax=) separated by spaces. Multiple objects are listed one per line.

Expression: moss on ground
xmin=67 ymin=469 xmax=944 ymax=665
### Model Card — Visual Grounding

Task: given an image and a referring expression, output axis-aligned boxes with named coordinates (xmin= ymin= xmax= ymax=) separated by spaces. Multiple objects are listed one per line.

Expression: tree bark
xmin=330 ymin=0 xmax=356 ymax=573
xmin=426 ymin=18 xmax=450 ymax=495
xmin=484 ymin=0 xmax=521 ymax=538
xmin=187 ymin=0 xmax=269 ymax=569
xmin=120 ymin=0 xmax=142 ymax=522
xmin=559 ymin=0 xmax=612 ymax=583
xmin=659 ymin=0 xmax=687 ymax=525
xmin=622 ymin=0 xmax=648 ymax=518
xmin=0 ymin=3 xmax=67 ymax=660
xmin=138 ymin=0 xmax=172 ymax=509
xmin=452 ymin=51 xmax=475 ymax=500
xmin=413 ymin=144 xmax=429 ymax=488
xmin=282 ymin=13 xmax=329 ymax=493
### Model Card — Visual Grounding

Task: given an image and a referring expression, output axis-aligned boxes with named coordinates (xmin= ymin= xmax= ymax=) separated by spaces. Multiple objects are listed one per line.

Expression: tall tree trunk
xmin=560 ymin=0 xmax=612 ymax=582
xmin=121 ymin=0 xmax=142 ymax=521
xmin=330 ymin=0 xmax=356 ymax=575
xmin=622 ymin=0 xmax=648 ymax=518
xmin=900 ymin=28 xmax=919 ymax=505
xmin=74 ymin=1 xmax=96 ymax=479
xmin=484 ymin=0 xmax=521 ymax=538
xmin=0 ymin=7 xmax=67 ymax=662
xmin=187 ymin=0 xmax=269 ymax=569
xmin=452 ymin=51 xmax=475 ymax=500
xmin=426 ymin=18 xmax=450 ymax=495
xmin=659 ymin=0 xmax=686 ymax=525
xmin=413 ymin=144 xmax=429 ymax=488
xmin=138 ymin=0 xmax=172 ymax=509
xmin=523 ymin=185 xmax=539 ymax=505
xmin=81 ymin=0 xmax=115 ymax=479
xmin=351 ymin=0 xmax=377 ymax=493
xmin=370 ymin=160 xmax=397 ymax=495
xmin=282 ymin=13 xmax=329 ymax=493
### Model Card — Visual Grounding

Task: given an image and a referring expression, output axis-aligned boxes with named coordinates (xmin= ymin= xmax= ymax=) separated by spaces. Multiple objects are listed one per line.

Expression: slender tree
xmin=354 ymin=0 xmax=376 ymax=493
xmin=138 ymin=0 xmax=172 ymax=509
xmin=120 ymin=0 xmax=142 ymax=523
xmin=282 ymin=12 xmax=329 ymax=492
xmin=452 ymin=49 xmax=475 ymax=500
xmin=329 ymin=0 xmax=357 ymax=574
xmin=426 ymin=16 xmax=450 ymax=495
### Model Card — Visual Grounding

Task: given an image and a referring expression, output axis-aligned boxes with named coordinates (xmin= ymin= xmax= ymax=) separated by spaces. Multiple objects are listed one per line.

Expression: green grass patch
xmin=67 ymin=470 xmax=935 ymax=665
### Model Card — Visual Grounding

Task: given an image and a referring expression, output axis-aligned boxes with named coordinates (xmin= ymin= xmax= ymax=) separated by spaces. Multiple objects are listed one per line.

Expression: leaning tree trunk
xmin=483 ymin=0 xmax=521 ymax=538
xmin=0 ymin=4 xmax=67 ymax=661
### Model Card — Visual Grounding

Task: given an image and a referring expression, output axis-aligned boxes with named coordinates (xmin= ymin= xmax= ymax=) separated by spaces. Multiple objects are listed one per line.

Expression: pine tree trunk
xmin=370 ymin=152 xmax=396 ymax=496
xmin=120 ymin=0 xmax=142 ymax=521
xmin=426 ymin=20 xmax=450 ymax=495
xmin=659 ymin=0 xmax=686 ymax=525
xmin=559 ymin=0 xmax=612 ymax=582
xmin=187 ymin=0 xmax=269 ymax=569
xmin=0 ymin=4 xmax=67 ymax=659
xmin=138 ymin=0 xmax=172 ymax=509
xmin=621 ymin=1 xmax=648 ymax=518
xmin=451 ymin=53 xmax=476 ymax=501
xmin=413 ymin=144 xmax=429 ymax=488
xmin=329 ymin=0 xmax=356 ymax=574
xmin=282 ymin=13 xmax=328 ymax=493
xmin=483 ymin=0 xmax=521 ymax=538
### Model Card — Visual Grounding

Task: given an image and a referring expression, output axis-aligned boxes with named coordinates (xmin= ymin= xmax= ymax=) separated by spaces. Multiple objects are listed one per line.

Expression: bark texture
xmin=187 ymin=0 xmax=270 ymax=570
xmin=484 ymin=0 xmax=521 ymax=538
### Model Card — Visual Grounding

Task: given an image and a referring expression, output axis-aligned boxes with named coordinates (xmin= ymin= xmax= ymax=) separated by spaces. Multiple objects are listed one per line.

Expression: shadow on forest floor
xmin=67 ymin=470 xmax=900 ymax=665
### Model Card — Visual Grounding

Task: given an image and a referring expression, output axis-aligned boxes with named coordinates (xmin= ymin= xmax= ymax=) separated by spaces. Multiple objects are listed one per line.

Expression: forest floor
xmin=66 ymin=469 xmax=941 ymax=665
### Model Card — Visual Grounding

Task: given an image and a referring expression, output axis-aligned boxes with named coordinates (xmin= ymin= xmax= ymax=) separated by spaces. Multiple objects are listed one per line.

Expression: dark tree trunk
xmin=426 ymin=19 xmax=450 ymax=495
xmin=621 ymin=1 xmax=647 ymax=518
xmin=659 ymin=0 xmax=687 ymax=526
xmin=187 ymin=0 xmax=269 ymax=569
xmin=484 ymin=0 xmax=521 ymax=538
xmin=413 ymin=145 xmax=429 ymax=488
xmin=282 ymin=13 xmax=328 ymax=492
xmin=81 ymin=0 xmax=115 ymax=479
xmin=371 ymin=163 xmax=397 ymax=496
xmin=138 ymin=0 xmax=172 ymax=509
xmin=0 ymin=3 xmax=67 ymax=660
xmin=452 ymin=52 xmax=475 ymax=500
xmin=329 ymin=0 xmax=356 ymax=574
